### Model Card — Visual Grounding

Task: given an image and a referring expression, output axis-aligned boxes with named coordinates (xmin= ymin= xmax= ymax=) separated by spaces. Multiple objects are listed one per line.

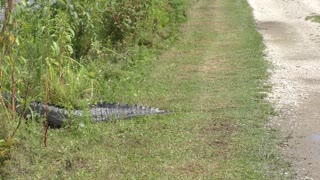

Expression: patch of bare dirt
xmin=248 ymin=0 xmax=320 ymax=179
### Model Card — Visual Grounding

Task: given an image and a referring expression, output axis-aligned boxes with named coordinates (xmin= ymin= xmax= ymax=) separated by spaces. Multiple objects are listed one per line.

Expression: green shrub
xmin=0 ymin=0 xmax=190 ymax=134
xmin=0 ymin=0 xmax=190 ymax=176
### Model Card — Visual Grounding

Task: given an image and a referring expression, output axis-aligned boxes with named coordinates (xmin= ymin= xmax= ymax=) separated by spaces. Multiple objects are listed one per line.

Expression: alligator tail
xmin=89 ymin=102 xmax=171 ymax=122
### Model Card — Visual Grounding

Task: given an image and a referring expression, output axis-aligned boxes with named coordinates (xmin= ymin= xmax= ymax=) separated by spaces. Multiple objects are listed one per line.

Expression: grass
xmin=1 ymin=0 xmax=291 ymax=179
xmin=305 ymin=14 xmax=320 ymax=23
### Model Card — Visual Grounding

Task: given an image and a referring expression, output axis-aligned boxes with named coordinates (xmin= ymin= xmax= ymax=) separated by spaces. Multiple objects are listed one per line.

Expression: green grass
xmin=1 ymin=0 xmax=291 ymax=179
xmin=305 ymin=14 xmax=320 ymax=23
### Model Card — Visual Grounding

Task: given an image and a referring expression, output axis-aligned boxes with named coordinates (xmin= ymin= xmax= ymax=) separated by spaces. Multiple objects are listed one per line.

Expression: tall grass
xmin=0 ymin=0 xmax=190 ymax=174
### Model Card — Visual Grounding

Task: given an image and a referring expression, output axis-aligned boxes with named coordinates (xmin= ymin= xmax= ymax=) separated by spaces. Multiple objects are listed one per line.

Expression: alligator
xmin=2 ymin=94 xmax=171 ymax=128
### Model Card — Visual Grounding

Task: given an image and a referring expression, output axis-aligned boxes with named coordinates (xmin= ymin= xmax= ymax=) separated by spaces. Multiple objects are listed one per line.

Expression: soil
xmin=247 ymin=0 xmax=320 ymax=179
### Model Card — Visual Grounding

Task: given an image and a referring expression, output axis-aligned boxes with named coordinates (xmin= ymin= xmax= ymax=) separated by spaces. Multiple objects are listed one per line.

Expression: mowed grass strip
xmin=3 ymin=0 xmax=291 ymax=179
xmin=136 ymin=0 xmax=291 ymax=178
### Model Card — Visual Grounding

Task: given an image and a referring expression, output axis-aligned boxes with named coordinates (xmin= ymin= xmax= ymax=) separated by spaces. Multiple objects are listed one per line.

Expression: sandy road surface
xmin=247 ymin=0 xmax=320 ymax=179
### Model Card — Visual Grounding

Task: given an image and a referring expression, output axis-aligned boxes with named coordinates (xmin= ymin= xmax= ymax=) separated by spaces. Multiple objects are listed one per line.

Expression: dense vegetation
xmin=0 ymin=0 xmax=189 ymax=172
xmin=0 ymin=0 xmax=292 ymax=178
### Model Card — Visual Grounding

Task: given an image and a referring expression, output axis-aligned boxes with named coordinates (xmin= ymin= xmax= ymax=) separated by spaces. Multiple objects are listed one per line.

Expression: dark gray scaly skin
xmin=26 ymin=101 xmax=170 ymax=128
xmin=2 ymin=93 xmax=171 ymax=128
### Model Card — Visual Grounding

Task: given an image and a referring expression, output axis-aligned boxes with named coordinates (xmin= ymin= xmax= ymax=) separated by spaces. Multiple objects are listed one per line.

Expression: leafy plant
xmin=0 ymin=0 xmax=190 ymax=176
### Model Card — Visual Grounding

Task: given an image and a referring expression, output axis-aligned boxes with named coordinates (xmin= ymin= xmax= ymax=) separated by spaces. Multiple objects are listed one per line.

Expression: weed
xmin=305 ymin=14 xmax=320 ymax=23
xmin=0 ymin=0 xmax=190 ymax=176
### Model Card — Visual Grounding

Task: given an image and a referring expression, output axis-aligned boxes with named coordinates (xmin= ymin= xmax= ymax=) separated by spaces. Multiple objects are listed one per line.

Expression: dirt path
xmin=247 ymin=0 xmax=320 ymax=179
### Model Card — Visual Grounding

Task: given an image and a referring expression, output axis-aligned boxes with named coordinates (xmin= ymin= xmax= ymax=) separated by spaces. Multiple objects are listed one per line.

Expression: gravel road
xmin=247 ymin=0 xmax=320 ymax=179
